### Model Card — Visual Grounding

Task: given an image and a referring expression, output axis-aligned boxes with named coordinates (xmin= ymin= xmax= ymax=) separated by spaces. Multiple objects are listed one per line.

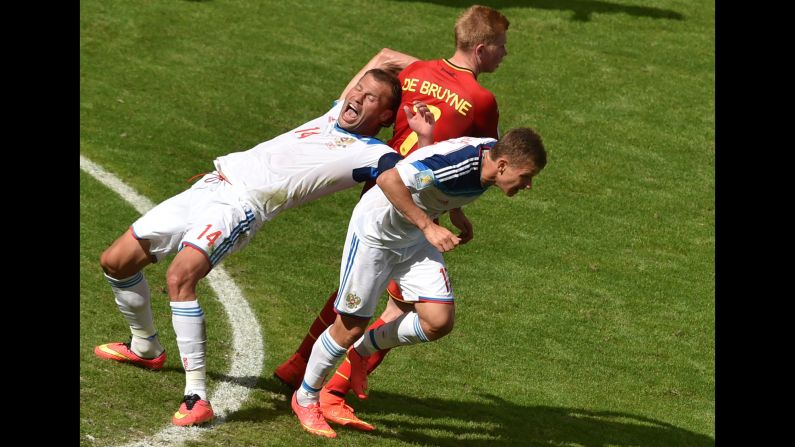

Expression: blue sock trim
xmin=414 ymin=316 xmax=430 ymax=342
xmin=368 ymin=329 xmax=382 ymax=351
xmin=320 ymin=332 xmax=346 ymax=357
xmin=170 ymin=302 xmax=205 ymax=317
xmin=105 ymin=272 xmax=144 ymax=289
xmin=170 ymin=308 xmax=205 ymax=317
xmin=301 ymin=380 xmax=321 ymax=393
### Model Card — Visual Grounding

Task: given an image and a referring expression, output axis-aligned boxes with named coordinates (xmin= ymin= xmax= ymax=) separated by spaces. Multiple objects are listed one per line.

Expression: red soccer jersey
xmin=387 ymin=59 xmax=499 ymax=157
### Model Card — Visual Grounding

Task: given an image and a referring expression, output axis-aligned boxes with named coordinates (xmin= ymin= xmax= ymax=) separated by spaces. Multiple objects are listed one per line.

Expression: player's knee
xmin=165 ymin=267 xmax=198 ymax=299
xmin=99 ymin=247 xmax=124 ymax=277
xmin=347 ymin=325 xmax=366 ymax=344
xmin=331 ymin=315 xmax=368 ymax=347
xmin=421 ymin=314 xmax=455 ymax=341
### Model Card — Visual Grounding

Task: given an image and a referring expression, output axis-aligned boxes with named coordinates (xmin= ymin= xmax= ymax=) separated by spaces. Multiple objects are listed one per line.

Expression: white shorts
xmin=334 ymin=227 xmax=454 ymax=318
xmin=131 ymin=172 xmax=261 ymax=267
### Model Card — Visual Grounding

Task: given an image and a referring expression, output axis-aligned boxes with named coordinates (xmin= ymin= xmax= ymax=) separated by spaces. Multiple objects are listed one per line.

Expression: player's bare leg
xmin=275 ymin=180 xmax=382 ymax=389
xmin=318 ymin=297 xmax=411 ymax=431
xmin=413 ymin=301 xmax=455 ymax=341
xmin=324 ymin=292 xmax=413 ymax=398
xmin=292 ymin=314 xmax=369 ymax=438
xmin=166 ymin=245 xmax=215 ymax=426
xmin=95 ymin=229 xmax=166 ymax=369
xmin=348 ymin=301 xmax=455 ymax=398
xmin=100 ymin=228 xmax=156 ymax=278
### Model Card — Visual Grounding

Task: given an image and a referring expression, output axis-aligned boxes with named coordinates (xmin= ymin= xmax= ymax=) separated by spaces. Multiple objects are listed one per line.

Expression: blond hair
xmin=454 ymin=5 xmax=510 ymax=51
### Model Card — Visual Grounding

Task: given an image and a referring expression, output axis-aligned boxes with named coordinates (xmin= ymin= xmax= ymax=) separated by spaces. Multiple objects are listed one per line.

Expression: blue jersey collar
xmin=334 ymin=122 xmax=385 ymax=145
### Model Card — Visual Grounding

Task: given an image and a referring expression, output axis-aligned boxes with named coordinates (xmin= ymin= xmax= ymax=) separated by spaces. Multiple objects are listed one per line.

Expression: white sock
xmin=105 ymin=272 xmax=163 ymax=358
xmin=171 ymin=300 xmax=207 ymax=400
xmin=297 ymin=328 xmax=346 ymax=407
xmin=353 ymin=311 xmax=429 ymax=356
xmin=185 ymin=369 xmax=207 ymax=401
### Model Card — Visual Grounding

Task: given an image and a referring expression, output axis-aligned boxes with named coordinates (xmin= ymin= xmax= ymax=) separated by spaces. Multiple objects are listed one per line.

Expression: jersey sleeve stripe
xmin=410 ymin=160 xmax=431 ymax=172
xmin=436 ymin=168 xmax=477 ymax=183
xmin=434 ymin=157 xmax=480 ymax=181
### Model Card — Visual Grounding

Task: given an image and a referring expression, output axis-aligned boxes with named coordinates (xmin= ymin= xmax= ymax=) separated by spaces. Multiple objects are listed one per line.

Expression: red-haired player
xmin=275 ymin=4 xmax=511 ymax=431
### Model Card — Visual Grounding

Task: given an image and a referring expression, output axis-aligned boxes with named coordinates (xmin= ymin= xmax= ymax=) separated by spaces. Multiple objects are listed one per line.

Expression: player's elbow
xmin=377 ymin=48 xmax=415 ymax=74
xmin=376 ymin=174 xmax=385 ymax=190
xmin=375 ymin=168 xmax=393 ymax=188
xmin=378 ymin=48 xmax=402 ymax=63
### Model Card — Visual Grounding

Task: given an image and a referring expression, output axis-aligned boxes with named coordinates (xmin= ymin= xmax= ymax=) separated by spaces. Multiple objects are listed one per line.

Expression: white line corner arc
xmin=81 ymin=155 xmax=264 ymax=447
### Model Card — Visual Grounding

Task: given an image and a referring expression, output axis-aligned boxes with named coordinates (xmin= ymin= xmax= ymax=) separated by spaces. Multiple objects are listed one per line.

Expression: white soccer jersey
xmin=213 ymin=101 xmax=394 ymax=220
xmin=353 ymin=136 xmax=497 ymax=249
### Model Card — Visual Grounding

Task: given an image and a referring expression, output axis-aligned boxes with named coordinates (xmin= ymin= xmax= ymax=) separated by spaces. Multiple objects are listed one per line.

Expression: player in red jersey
xmin=275 ymin=4 xmax=510 ymax=431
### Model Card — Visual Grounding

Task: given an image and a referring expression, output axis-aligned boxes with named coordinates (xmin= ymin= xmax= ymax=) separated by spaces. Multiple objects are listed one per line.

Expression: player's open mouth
xmin=343 ymin=103 xmax=359 ymax=121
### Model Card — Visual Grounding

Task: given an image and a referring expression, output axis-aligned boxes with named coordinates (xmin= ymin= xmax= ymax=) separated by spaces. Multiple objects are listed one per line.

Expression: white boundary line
xmin=81 ymin=155 xmax=264 ymax=447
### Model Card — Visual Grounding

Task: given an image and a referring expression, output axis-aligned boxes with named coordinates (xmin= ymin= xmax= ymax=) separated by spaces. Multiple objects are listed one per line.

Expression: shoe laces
xmin=182 ymin=394 xmax=202 ymax=411
xmin=325 ymin=394 xmax=355 ymax=414
xmin=307 ymin=403 xmax=326 ymax=423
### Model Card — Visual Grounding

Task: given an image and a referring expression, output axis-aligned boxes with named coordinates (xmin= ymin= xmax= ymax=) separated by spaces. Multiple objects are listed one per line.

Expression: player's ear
xmin=380 ymin=109 xmax=395 ymax=127
xmin=497 ymin=158 xmax=508 ymax=175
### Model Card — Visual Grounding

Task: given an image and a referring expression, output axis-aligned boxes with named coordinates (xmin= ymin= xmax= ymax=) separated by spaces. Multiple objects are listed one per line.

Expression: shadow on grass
xmin=209 ymin=374 xmax=294 ymax=424
xmin=391 ymin=0 xmax=684 ymax=22
xmin=358 ymin=391 xmax=713 ymax=446
xmin=210 ymin=375 xmax=713 ymax=446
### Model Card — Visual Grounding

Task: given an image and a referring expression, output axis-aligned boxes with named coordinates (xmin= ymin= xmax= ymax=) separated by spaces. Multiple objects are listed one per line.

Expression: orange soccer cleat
xmin=320 ymin=387 xmax=375 ymax=431
xmin=172 ymin=394 xmax=214 ymax=426
xmin=274 ymin=352 xmax=308 ymax=389
xmin=291 ymin=391 xmax=337 ymax=438
xmin=94 ymin=342 xmax=166 ymax=370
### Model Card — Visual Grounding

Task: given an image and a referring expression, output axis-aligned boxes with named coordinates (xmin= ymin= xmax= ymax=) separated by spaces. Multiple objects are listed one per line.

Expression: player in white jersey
xmin=291 ymin=127 xmax=548 ymax=438
xmin=93 ymin=68 xmax=435 ymax=427
xmin=213 ymin=103 xmax=399 ymax=222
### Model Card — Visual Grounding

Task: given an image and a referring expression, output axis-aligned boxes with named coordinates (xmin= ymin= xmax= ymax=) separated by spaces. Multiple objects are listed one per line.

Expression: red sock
xmin=366 ymin=346 xmax=390 ymax=374
xmin=325 ymin=318 xmax=392 ymax=396
xmin=295 ymin=290 xmax=339 ymax=360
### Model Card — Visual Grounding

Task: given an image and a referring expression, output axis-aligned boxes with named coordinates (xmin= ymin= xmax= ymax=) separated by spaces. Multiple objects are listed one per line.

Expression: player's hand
xmin=405 ymin=101 xmax=435 ymax=142
xmin=449 ymin=208 xmax=473 ymax=244
xmin=423 ymin=222 xmax=461 ymax=253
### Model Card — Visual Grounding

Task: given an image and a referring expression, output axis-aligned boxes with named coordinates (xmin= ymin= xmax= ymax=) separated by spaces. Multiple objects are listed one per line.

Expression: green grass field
xmin=80 ymin=1 xmax=714 ymax=446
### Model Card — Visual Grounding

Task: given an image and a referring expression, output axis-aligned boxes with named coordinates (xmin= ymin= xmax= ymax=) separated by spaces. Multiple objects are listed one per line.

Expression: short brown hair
xmin=491 ymin=127 xmax=547 ymax=172
xmin=454 ymin=5 xmax=510 ymax=51
xmin=364 ymin=68 xmax=402 ymax=121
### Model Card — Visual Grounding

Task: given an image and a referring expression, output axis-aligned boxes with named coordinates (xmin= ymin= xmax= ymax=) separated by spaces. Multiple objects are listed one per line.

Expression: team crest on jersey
xmin=345 ymin=292 xmax=362 ymax=310
xmin=414 ymin=169 xmax=435 ymax=190
xmin=330 ymin=136 xmax=357 ymax=149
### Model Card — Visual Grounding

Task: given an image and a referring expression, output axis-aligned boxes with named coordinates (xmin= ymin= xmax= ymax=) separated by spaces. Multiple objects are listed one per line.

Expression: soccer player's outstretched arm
xmin=338 ymin=48 xmax=419 ymax=101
